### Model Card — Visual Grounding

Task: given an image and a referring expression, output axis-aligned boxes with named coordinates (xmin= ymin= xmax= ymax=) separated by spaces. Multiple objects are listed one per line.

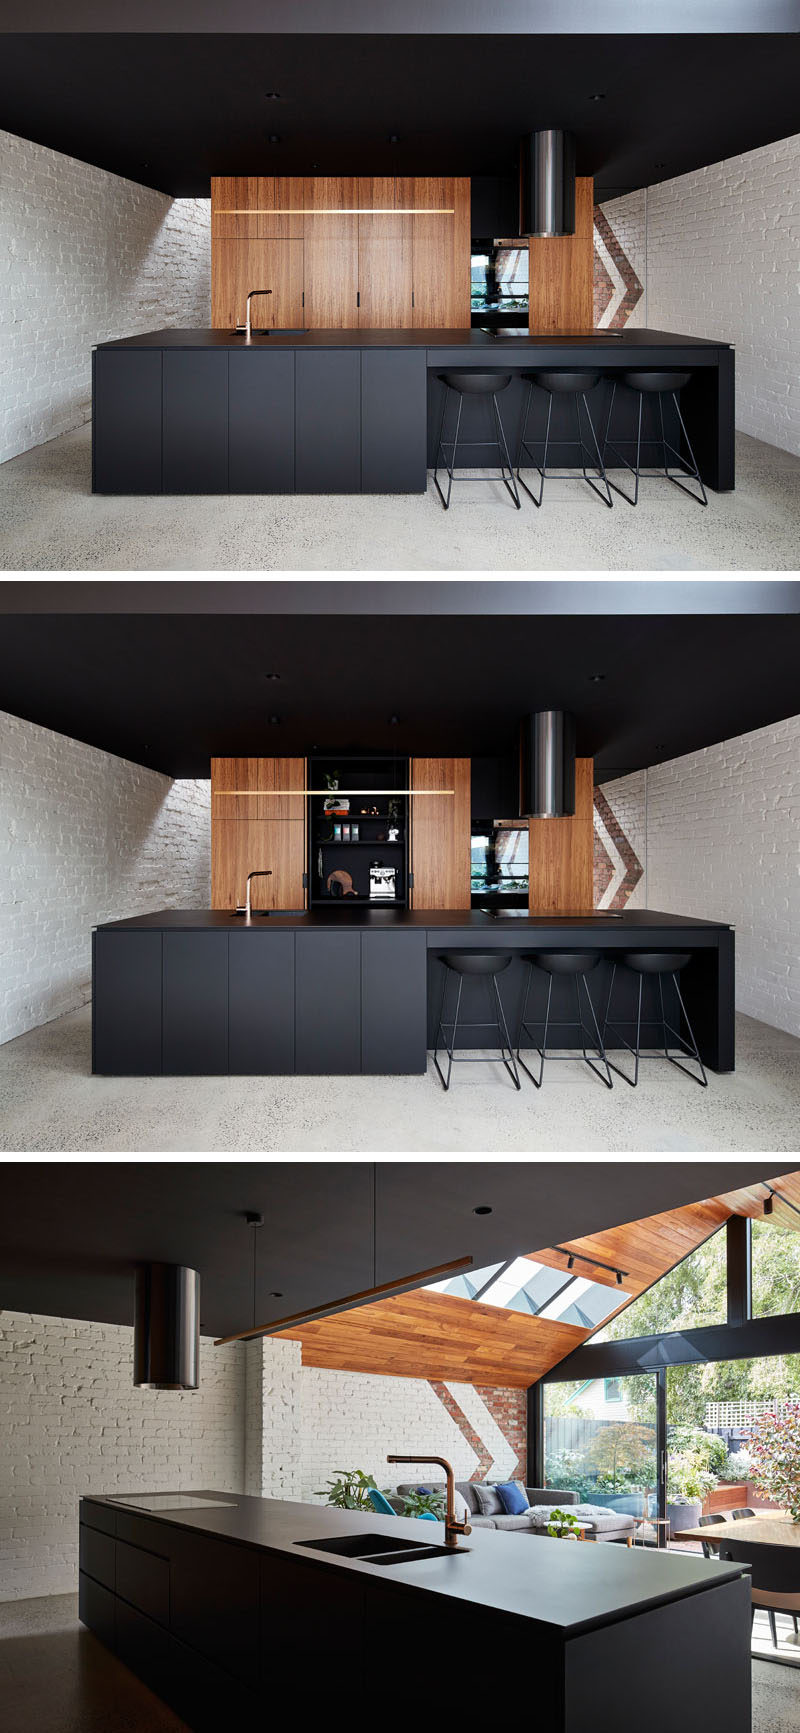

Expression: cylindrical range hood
xmin=134 ymin=1263 xmax=200 ymax=1391
xmin=519 ymin=129 xmax=576 ymax=237
xmin=519 ymin=710 xmax=576 ymax=818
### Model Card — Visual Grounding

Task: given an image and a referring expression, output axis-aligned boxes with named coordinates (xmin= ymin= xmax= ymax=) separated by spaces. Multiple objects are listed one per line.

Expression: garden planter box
xmin=702 ymin=1482 xmax=781 ymax=1515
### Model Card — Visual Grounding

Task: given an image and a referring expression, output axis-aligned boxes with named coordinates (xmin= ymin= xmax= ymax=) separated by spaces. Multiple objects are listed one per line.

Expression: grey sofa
xmin=393 ymin=1480 xmax=635 ymax=1544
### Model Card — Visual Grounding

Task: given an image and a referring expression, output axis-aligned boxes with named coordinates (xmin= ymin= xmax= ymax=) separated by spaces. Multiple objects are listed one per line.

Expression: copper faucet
xmin=386 ymin=1454 xmax=472 ymax=1550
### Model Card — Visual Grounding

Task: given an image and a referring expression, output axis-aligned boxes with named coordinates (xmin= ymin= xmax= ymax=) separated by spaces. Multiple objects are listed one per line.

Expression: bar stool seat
xmin=433 ymin=950 xmax=520 ymax=1091
xmin=602 ymin=370 xmax=708 ymax=506
xmin=602 ymin=951 xmax=708 ymax=1087
xmin=516 ymin=371 xmax=612 ymax=508
xmin=515 ymin=949 xmax=613 ymax=1089
xmin=434 ymin=372 xmax=521 ymax=511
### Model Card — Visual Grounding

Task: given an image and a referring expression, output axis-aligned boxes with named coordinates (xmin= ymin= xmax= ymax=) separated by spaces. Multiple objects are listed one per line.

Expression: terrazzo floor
xmin=1 ymin=425 xmax=798 ymax=571
xmin=1 ymin=1006 xmax=797 ymax=1153
xmin=0 ymin=1594 xmax=795 ymax=1731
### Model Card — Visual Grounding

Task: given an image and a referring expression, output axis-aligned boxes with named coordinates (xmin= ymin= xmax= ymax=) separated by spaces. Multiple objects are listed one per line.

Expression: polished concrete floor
xmin=1 ymin=424 xmax=799 ymax=571
xmin=1 ymin=1006 xmax=798 ymax=1153
xmin=0 ymin=1594 xmax=795 ymax=1731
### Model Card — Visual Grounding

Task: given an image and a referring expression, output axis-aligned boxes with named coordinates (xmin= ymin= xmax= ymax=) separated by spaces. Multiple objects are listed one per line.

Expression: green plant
xmin=316 ymin=1468 xmax=379 ymax=1510
xmin=721 ymin=1451 xmax=752 ymax=1485
xmin=547 ymin=1507 xmax=582 ymax=1539
xmin=667 ymin=1425 xmax=727 ymax=1477
xmin=749 ymin=1405 xmax=800 ymax=1521
xmin=667 ymin=1450 xmax=717 ymax=1504
xmin=397 ymin=1487 xmax=446 ymax=1520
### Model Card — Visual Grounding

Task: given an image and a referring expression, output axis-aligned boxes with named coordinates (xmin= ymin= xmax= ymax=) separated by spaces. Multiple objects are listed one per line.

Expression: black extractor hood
xmin=134 ymin=1262 xmax=200 ymax=1391
xmin=520 ymin=710 xmax=576 ymax=818
xmin=519 ymin=129 xmax=576 ymax=237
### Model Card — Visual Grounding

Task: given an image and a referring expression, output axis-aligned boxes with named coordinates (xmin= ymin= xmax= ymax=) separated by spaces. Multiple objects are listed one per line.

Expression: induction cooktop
xmin=106 ymin=1493 xmax=238 ymax=1512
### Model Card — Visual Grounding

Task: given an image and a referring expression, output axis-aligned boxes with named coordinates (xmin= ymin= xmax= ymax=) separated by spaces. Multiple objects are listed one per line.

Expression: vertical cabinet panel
xmin=162 ymin=933 xmax=228 ymax=1075
xmin=361 ymin=931 xmax=428 ymax=1074
xmin=162 ymin=352 xmax=228 ymax=493
xmin=528 ymin=756 xmax=594 ymax=913
xmin=361 ymin=350 xmax=427 ymax=492
xmin=259 ymin=176 xmax=306 ymax=239
xmin=528 ymin=177 xmax=594 ymax=333
xmin=295 ymin=351 xmax=361 ymax=492
xmin=302 ymin=176 xmax=359 ymax=328
xmin=295 ymin=931 xmax=361 ymax=1073
xmin=410 ymin=758 xmax=472 ymax=909
xmin=399 ymin=176 xmax=471 ymax=329
xmin=93 ymin=931 xmax=163 ymax=1075
xmin=93 ymin=350 xmax=163 ymax=494
xmin=214 ymin=237 xmax=305 ymax=330
xmin=357 ymin=234 xmax=413 ymax=328
xmin=229 ymin=931 xmax=295 ymax=1074
xmin=169 ymin=1529 xmax=260 ymax=1686
xmin=210 ymin=757 xmax=307 ymax=910
xmin=211 ymin=175 xmax=270 ymax=238
xmin=229 ymin=350 xmax=295 ymax=493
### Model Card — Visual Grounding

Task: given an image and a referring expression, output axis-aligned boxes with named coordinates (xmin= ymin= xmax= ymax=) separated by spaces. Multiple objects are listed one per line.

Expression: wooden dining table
xmin=672 ymin=1511 xmax=800 ymax=1548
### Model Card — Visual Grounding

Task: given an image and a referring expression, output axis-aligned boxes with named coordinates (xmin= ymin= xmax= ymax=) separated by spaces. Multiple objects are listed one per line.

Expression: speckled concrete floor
xmin=1 ymin=425 xmax=798 ymax=571
xmin=0 ymin=1007 xmax=797 ymax=1153
xmin=0 ymin=1593 xmax=795 ymax=1730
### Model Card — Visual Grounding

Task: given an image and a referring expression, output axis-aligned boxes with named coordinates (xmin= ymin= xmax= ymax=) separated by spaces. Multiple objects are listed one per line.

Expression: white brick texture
xmin=601 ymin=130 xmax=800 ymax=454
xmin=599 ymin=713 xmax=800 ymax=1037
xmin=0 ymin=128 xmax=211 ymax=463
xmin=0 ymin=1311 xmax=245 ymax=1601
xmin=0 ymin=708 xmax=211 ymax=1045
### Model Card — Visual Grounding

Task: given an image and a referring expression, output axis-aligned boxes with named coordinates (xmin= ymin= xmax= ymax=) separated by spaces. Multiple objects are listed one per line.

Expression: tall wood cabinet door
xmin=400 ymin=176 xmax=471 ymax=328
xmin=211 ymin=176 xmax=271 ymax=238
xmin=528 ymin=177 xmax=594 ymax=333
xmin=258 ymin=176 xmax=306 ymax=239
xmin=303 ymin=176 xmax=359 ymax=327
xmin=358 ymin=236 xmax=413 ymax=328
xmin=528 ymin=756 xmax=594 ymax=913
xmin=266 ymin=237 xmax=304 ymax=327
xmin=211 ymin=757 xmax=307 ymax=910
xmin=212 ymin=238 xmax=304 ymax=329
xmin=410 ymin=757 xmax=471 ymax=909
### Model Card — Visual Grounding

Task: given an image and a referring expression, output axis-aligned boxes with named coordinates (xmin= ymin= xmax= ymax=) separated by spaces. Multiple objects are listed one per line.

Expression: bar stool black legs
xmin=516 ymin=951 xmax=613 ymax=1089
xmin=602 ymin=370 xmax=708 ymax=507
xmin=602 ymin=951 xmax=708 ymax=1087
xmin=516 ymin=371 xmax=613 ymax=508
xmin=433 ymin=951 xmax=521 ymax=1091
xmin=434 ymin=372 xmax=521 ymax=510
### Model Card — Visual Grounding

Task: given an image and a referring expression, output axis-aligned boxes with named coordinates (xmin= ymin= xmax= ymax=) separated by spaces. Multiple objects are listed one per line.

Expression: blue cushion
xmin=414 ymin=1485 xmax=433 ymax=1495
xmin=367 ymin=1488 xmax=397 ymax=1516
xmin=494 ymin=1482 xmax=530 ymax=1516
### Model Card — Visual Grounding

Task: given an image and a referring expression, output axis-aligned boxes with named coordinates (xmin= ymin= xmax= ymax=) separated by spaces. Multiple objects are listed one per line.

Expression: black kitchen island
xmin=92 ymin=907 xmax=735 ymax=1077
xmin=78 ymin=1490 xmax=750 ymax=1729
xmin=91 ymin=326 xmax=735 ymax=495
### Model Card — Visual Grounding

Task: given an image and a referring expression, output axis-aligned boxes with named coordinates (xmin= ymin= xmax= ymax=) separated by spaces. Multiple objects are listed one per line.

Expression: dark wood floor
xmin=0 ymin=1595 xmax=188 ymax=1733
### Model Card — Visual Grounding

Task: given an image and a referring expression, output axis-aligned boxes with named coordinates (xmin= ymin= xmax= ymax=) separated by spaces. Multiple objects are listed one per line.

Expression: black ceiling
xmin=2 ymin=33 xmax=800 ymax=198
xmin=1 ymin=597 xmax=799 ymax=780
xmin=1 ymin=1161 xmax=788 ymax=1338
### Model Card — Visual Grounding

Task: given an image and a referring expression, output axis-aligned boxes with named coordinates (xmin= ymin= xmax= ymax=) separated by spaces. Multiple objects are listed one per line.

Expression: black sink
xmin=296 ymin=1532 xmax=468 ymax=1565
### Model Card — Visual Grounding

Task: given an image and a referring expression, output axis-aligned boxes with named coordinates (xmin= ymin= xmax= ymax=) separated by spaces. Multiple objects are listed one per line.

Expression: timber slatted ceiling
xmin=278 ymin=1289 xmax=586 ymax=1387
xmin=279 ymin=1171 xmax=800 ymax=1387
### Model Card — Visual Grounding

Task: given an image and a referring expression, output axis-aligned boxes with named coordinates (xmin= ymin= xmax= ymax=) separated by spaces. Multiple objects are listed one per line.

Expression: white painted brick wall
xmin=599 ymin=713 xmax=800 ymax=1037
xmin=298 ymin=1368 xmax=480 ymax=1503
xmin=244 ymin=1338 xmax=303 ymax=1500
xmin=0 ymin=708 xmax=211 ymax=1045
xmin=596 ymin=188 xmax=648 ymax=329
xmin=0 ymin=1311 xmax=245 ymax=1601
xmin=0 ymin=128 xmax=211 ymax=463
xmin=601 ymin=131 xmax=800 ymax=454
xmin=594 ymin=769 xmax=648 ymax=910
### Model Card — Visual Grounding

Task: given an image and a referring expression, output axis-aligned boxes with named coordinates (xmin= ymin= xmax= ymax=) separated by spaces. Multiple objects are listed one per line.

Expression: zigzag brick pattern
xmin=593 ymin=205 xmax=644 ymax=329
xmin=593 ymin=785 xmax=644 ymax=910
xmin=428 ymin=1380 xmax=526 ymax=1481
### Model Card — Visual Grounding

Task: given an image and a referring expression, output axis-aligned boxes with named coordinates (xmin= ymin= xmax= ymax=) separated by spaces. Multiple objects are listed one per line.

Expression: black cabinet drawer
xmin=165 ymin=1631 xmax=260 ymax=1732
xmin=162 ymin=351 xmax=229 ymax=493
xmin=79 ymin=1523 xmax=115 ymax=1591
xmin=79 ymin=1570 xmax=116 ymax=1646
xmin=361 ymin=931 xmax=428 ymax=1073
xmin=162 ymin=931 xmax=229 ymax=1074
xmin=295 ymin=351 xmax=361 ymax=492
xmin=229 ymin=930 xmax=295 ymax=1074
xmin=79 ymin=1498 xmax=116 ymax=1536
xmin=116 ymin=1539 xmax=170 ymax=1627
xmin=93 ymin=349 xmax=163 ymax=495
xmin=115 ymin=1597 xmax=171 ymax=1693
xmin=295 ymin=931 xmax=361 ymax=1073
xmin=361 ymin=350 xmax=427 ymax=492
xmin=229 ymin=349 xmax=295 ymax=493
xmin=93 ymin=930 xmax=163 ymax=1075
xmin=169 ymin=1529 xmax=260 ymax=1686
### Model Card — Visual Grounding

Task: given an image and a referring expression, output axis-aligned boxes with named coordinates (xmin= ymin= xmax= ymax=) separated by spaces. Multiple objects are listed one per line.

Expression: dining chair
xmin=697 ymin=1512 xmax=726 ymax=1558
xmin=719 ymin=1537 xmax=800 ymax=1648
xmin=731 ymin=1508 xmax=757 ymax=1520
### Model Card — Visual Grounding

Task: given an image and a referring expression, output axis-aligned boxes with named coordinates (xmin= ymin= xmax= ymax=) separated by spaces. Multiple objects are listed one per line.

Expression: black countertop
xmin=96 ymin=326 xmax=732 ymax=352
xmin=95 ymin=907 xmax=732 ymax=933
xmin=87 ymin=1491 xmax=744 ymax=1634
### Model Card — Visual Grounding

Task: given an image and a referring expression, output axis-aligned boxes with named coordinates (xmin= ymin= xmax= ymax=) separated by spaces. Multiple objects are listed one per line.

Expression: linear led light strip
xmin=212 ymin=788 xmax=456 ymax=796
xmin=217 ymin=207 xmax=455 ymax=215
xmin=214 ymin=1253 xmax=473 ymax=1346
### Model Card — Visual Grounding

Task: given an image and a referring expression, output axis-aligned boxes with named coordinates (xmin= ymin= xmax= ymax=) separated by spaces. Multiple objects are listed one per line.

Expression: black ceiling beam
xmin=6 ymin=2 xmax=798 ymax=32
xmin=542 ymin=1311 xmax=800 ymax=1383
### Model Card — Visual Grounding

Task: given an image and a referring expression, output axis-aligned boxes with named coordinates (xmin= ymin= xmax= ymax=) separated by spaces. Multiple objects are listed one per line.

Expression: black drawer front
xmin=113 ymin=1510 xmax=171 ymax=1555
xmin=79 ymin=1523 xmax=115 ymax=1591
xmin=79 ymin=1570 xmax=116 ymax=1647
xmin=115 ymin=1597 xmax=171 ymax=1692
xmin=116 ymin=1539 xmax=170 ymax=1626
xmin=79 ymin=1498 xmax=116 ymax=1536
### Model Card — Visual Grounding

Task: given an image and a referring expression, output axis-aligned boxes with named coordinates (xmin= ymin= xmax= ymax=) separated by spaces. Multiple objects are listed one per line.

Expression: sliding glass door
xmin=543 ymin=1373 xmax=661 ymax=1522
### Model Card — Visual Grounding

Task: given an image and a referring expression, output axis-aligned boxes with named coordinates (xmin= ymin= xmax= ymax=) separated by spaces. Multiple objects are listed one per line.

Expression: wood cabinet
xmin=410 ymin=757 xmax=471 ymax=909
xmin=528 ymin=177 xmax=595 ymax=334
xmin=211 ymin=757 xmax=307 ymax=910
xmin=210 ymin=175 xmax=470 ymax=330
xmin=528 ymin=756 xmax=594 ymax=913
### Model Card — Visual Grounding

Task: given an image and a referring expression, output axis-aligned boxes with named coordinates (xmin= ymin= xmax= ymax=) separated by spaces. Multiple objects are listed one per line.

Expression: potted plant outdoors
xmin=666 ymin=1451 xmax=718 ymax=1536
xmin=316 ymin=1468 xmax=380 ymax=1510
xmin=748 ymin=1404 xmax=800 ymax=1521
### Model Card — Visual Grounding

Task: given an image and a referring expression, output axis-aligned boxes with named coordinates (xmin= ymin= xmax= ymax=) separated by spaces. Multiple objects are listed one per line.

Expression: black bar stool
xmin=516 ymin=371 xmax=613 ymax=508
xmin=602 ymin=951 xmax=708 ymax=1087
xmin=602 ymin=370 xmax=708 ymax=506
xmin=515 ymin=951 xmax=613 ymax=1089
xmin=434 ymin=372 xmax=521 ymax=510
xmin=433 ymin=951 xmax=521 ymax=1091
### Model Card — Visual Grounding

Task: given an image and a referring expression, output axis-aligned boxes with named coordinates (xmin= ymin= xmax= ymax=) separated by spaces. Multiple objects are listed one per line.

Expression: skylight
xmin=427 ymin=1256 xmax=630 ymax=1328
